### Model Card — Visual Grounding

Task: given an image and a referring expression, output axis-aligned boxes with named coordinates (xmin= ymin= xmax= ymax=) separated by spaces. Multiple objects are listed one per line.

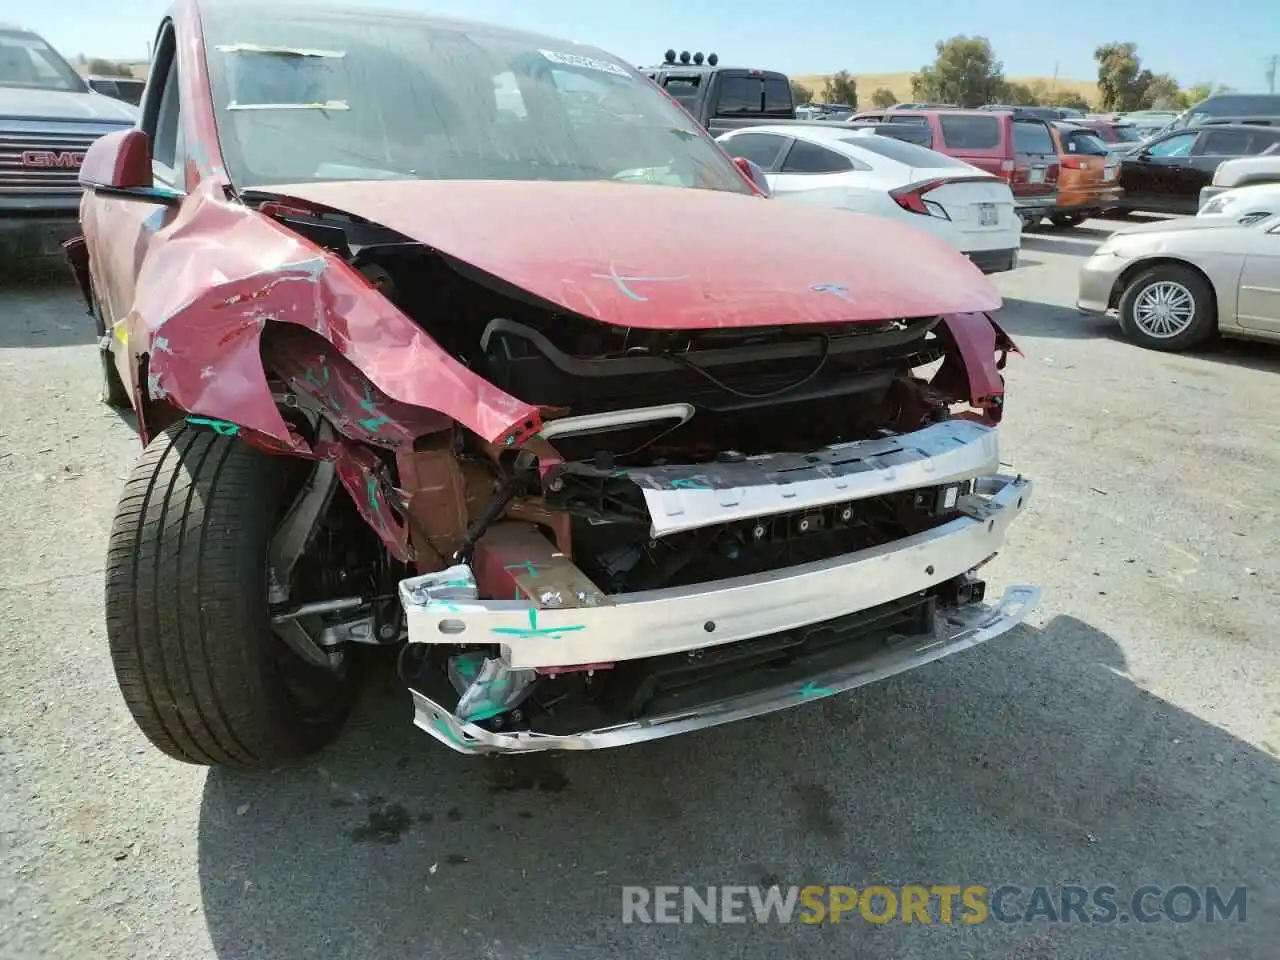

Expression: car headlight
xmin=1198 ymin=196 xmax=1228 ymax=215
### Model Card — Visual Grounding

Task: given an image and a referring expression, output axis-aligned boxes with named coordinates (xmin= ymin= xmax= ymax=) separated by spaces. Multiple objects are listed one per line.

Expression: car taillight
xmin=889 ymin=178 xmax=954 ymax=219
xmin=1060 ymin=156 xmax=1090 ymax=170
xmin=998 ymin=158 xmax=1015 ymax=179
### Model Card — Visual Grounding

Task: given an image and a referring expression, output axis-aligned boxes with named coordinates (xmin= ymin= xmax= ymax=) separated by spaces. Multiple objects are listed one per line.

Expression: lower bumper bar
xmin=412 ymin=584 xmax=1041 ymax=755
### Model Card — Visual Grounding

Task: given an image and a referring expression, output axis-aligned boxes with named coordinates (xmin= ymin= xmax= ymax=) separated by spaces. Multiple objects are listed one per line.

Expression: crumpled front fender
xmin=128 ymin=185 xmax=541 ymax=450
xmin=117 ymin=184 xmax=543 ymax=560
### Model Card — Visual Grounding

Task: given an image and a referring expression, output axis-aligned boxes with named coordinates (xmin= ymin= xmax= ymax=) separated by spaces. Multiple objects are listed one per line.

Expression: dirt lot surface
xmin=2 ymin=221 xmax=1278 ymax=959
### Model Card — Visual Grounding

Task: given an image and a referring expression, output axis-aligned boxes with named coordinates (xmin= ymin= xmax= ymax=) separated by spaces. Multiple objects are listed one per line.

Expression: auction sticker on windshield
xmin=539 ymin=49 xmax=630 ymax=77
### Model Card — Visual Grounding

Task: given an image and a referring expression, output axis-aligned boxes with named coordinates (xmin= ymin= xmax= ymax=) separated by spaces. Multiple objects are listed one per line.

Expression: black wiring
xmin=662 ymin=334 xmax=833 ymax=400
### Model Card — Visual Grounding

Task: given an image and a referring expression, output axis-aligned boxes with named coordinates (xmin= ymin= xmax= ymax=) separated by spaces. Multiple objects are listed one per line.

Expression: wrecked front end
xmin=101 ymin=183 xmax=1039 ymax=757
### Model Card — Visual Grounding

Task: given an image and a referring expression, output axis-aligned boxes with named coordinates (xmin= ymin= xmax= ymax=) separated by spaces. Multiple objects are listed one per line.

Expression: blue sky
xmin=16 ymin=0 xmax=1280 ymax=91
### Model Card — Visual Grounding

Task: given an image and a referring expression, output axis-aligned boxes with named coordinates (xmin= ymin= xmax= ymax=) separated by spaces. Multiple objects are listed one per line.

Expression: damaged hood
xmin=262 ymin=179 xmax=1001 ymax=328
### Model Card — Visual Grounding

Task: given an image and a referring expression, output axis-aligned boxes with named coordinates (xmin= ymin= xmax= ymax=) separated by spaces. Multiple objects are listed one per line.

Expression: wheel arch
xmin=1107 ymin=256 xmax=1221 ymax=322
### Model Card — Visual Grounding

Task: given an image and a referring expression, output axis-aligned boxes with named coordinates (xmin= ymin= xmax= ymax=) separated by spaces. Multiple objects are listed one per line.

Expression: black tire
xmin=104 ymin=422 xmax=357 ymax=767
xmin=1117 ymin=264 xmax=1217 ymax=353
xmin=91 ymin=300 xmax=131 ymax=408
xmin=1050 ymin=213 xmax=1086 ymax=229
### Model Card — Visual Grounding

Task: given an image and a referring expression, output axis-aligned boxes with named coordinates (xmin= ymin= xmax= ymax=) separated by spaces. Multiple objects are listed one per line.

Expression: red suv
xmin=883 ymin=109 xmax=1060 ymax=222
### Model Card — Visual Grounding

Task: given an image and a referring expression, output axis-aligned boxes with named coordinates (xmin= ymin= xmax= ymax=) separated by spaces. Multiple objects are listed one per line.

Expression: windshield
xmin=202 ymin=9 xmax=750 ymax=193
xmin=0 ymin=29 xmax=87 ymax=93
xmin=1114 ymin=125 xmax=1142 ymax=142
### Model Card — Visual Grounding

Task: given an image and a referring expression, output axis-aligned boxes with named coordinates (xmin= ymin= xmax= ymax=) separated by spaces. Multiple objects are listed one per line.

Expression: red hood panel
xmin=265 ymin=179 xmax=1001 ymax=329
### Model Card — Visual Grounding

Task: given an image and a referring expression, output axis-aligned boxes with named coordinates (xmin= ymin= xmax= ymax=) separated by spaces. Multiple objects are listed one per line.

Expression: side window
xmin=779 ymin=139 xmax=856 ymax=173
xmin=1247 ymin=131 xmax=1280 ymax=155
xmin=1012 ymin=120 xmax=1054 ymax=155
xmin=142 ymin=23 xmax=185 ymax=189
xmin=1197 ymin=130 xmax=1250 ymax=156
xmin=1146 ymin=132 xmax=1196 ymax=158
xmin=152 ymin=62 xmax=183 ymax=185
xmin=941 ymin=114 xmax=1001 ymax=150
xmin=719 ymin=132 xmax=789 ymax=170
xmin=716 ymin=75 xmax=760 ymax=116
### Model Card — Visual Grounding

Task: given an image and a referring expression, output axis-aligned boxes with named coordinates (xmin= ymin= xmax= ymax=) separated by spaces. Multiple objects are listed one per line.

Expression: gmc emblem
xmin=21 ymin=150 xmax=86 ymax=169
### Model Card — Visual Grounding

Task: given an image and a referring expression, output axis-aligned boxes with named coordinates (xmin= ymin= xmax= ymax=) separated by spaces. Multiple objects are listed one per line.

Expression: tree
xmin=86 ymin=57 xmax=131 ymax=77
xmin=1048 ymin=90 xmax=1094 ymax=111
xmin=1140 ymin=73 xmax=1181 ymax=110
xmin=821 ymin=71 xmax=857 ymax=107
xmin=910 ymin=36 xmax=1006 ymax=108
xmin=870 ymin=87 xmax=897 ymax=108
xmin=1094 ymin=42 xmax=1160 ymax=112
xmin=1175 ymin=82 xmax=1231 ymax=109
xmin=1002 ymin=81 xmax=1040 ymax=106
xmin=791 ymin=81 xmax=812 ymax=105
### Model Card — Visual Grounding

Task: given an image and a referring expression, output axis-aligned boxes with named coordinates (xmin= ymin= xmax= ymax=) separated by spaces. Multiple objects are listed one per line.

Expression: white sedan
xmin=716 ymin=124 xmax=1021 ymax=273
xmin=1197 ymin=182 xmax=1280 ymax=224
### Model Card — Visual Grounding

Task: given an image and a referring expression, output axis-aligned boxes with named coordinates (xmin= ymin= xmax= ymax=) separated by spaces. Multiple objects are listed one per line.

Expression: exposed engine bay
xmin=245 ymin=197 xmax=1032 ymax=752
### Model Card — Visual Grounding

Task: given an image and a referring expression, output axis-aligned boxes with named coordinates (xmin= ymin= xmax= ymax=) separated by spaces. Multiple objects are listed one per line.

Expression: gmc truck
xmin=0 ymin=22 xmax=137 ymax=260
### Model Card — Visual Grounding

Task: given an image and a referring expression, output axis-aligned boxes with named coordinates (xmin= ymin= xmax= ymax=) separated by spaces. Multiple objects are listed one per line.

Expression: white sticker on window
xmin=537 ymin=49 xmax=629 ymax=77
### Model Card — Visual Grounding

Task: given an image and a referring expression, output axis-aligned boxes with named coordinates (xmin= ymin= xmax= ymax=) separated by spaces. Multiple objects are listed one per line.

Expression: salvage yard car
xmin=1077 ymin=214 xmax=1280 ymax=351
xmin=717 ymin=125 xmax=1021 ymax=273
xmin=70 ymin=0 xmax=1038 ymax=766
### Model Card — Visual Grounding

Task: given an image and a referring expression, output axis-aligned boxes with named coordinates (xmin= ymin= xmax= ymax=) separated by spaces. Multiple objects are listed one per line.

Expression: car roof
xmin=728 ymin=124 xmax=912 ymax=158
xmin=196 ymin=0 xmax=627 ymax=57
xmin=726 ymin=123 xmax=872 ymax=144
xmin=1181 ymin=123 xmax=1279 ymax=134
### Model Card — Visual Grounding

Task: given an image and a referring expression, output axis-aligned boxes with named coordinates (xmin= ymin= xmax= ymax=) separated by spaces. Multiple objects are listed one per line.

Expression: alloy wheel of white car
xmin=1131 ymin=280 xmax=1195 ymax=338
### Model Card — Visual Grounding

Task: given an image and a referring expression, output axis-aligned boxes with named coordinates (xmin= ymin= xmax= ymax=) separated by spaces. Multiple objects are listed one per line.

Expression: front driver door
xmin=89 ymin=19 xmax=187 ymax=399
xmin=1237 ymin=222 xmax=1280 ymax=333
xmin=1121 ymin=131 xmax=1197 ymax=211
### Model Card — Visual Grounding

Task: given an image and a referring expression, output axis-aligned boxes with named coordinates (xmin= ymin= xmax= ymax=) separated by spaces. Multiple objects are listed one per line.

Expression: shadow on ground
xmin=0 ymin=264 xmax=92 ymax=349
xmin=197 ymin=615 xmax=1280 ymax=960
xmin=997 ymin=297 xmax=1280 ymax=372
xmin=1017 ymin=235 xmax=1102 ymax=259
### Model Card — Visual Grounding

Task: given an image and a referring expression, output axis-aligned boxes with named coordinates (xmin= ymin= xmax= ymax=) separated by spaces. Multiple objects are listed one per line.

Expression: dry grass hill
xmin=793 ymin=72 xmax=1102 ymax=107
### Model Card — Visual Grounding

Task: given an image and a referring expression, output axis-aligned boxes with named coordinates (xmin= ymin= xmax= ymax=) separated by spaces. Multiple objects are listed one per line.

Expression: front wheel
xmin=104 ymin=422 xmax=358 ymax=767
xmin=1117 ymin=265 xmax=1217 ymax=352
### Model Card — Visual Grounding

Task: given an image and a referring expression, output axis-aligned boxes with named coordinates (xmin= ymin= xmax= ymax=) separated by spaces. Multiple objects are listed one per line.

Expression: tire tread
xmin=104 ymin=422 xmax=351 ymax=768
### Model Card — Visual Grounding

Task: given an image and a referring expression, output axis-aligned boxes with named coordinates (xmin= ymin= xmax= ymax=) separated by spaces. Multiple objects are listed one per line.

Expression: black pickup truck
xmin=643 ymin=52 xmax=799 ymax=135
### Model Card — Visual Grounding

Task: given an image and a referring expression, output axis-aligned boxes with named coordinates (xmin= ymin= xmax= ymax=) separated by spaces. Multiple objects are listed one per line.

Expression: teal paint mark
xmin=436 ymin=579 xmax=475 ymax=589
xmin=187 ymin=416 xmax=240 ymax=437
xmin=504 ymin=561 xmax=542 ymax=579
xmin=490 ymin=607 xmax=585 ymax=641
xmin=462 ymin=703 xmax=506 ymax=723
xmin=800 ymin=681 xmax=835 ymax=699
xmin=452 ymin=655 xmax=481 ymax=681
xmin=671 ymin=476 xmax=712 ymax=490
xmin=364 ymin=473 xmax=388 ymax=534
xmin=303 ymin=365 xmax=344 ymax=412
xmin=357 ymin=382 xmax=392 ymax=432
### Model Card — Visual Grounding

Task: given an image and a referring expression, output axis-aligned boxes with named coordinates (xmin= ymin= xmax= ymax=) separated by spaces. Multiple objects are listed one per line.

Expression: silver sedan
xmin=1077 ymin=215 xmax=1280 ymax=351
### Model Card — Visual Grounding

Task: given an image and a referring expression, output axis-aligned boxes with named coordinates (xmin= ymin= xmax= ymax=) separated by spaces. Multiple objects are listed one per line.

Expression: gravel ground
xmin=1 ymin=221 xmax=1277 ymax=960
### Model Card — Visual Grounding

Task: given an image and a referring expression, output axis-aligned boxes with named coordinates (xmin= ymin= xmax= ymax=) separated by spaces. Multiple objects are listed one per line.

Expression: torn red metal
xmin=934 ymin=312 xmax=1018 ymax=425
